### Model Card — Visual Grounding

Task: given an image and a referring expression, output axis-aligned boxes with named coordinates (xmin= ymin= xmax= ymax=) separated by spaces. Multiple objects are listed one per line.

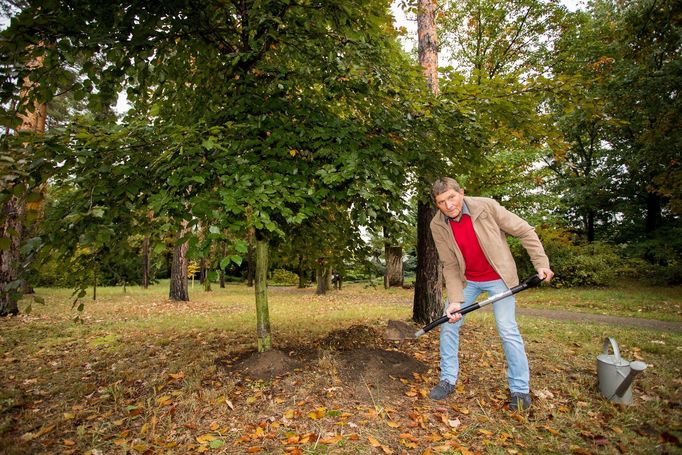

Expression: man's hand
xmin=446 ymin=301 xmax=463 ymax=323
xmin=537 ymin=268 xmax=554 ymax=282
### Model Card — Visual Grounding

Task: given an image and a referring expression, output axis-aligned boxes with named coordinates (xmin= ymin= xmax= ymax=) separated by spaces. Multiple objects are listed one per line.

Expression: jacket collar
xmin=438 ymin=196 xmax=481 ymax=226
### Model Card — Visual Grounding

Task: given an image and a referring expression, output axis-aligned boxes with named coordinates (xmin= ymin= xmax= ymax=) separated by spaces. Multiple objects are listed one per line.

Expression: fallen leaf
xmin=209 ymin=422 xmax=219 ymax=431
xmin=247 ymin=447 xmax=262 ymax=453
xmin=543 ymin=425 xmax=560 ymax=436
xmin=368 ymin=435 xmax=382 ymax=447
xmin=448 ymin=418 xmax=462 ymax=429
xmin=168 ymin=371 xmax=185 ymax=380
xmin=196 ymin=433 xmax=217 ymax=443
xmin=387 ymin=421 xmax=400 ymax=428
xmin=63 ymin=439 xmax=76 ymax=446
xmin=320 ymin=435 xmax=343 ymax=445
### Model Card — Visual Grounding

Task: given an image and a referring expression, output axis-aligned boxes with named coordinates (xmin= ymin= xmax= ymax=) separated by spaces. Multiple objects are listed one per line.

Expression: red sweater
xmin=449 ymin=214 xmax=501 ymax=282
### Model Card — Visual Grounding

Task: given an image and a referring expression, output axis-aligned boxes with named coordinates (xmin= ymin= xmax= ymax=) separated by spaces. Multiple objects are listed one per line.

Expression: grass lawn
xmin=1 ymin=281 xmax=680 ymax=454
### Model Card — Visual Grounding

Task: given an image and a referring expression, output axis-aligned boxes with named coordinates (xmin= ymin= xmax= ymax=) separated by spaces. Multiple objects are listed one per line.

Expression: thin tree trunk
xmin=325 ymin=264 xmax=333 ymax=291
xmin=92 ymin=262 xmax=97 ymax=301
xmin=219 ymin=241 xmax=226 ymax=288
xmin=385 ymin=245 xmax=404 ymax=288
xmin=316 ymin=259 xmax=327 ymax=295
xmin=255 ymin=233 xmax=271 ymax=352
xmin=645 ymin=191 xmax=662 ymax=235
xmin=247 ymin=240 xmax=255 ymax=287
xmin=142 ymin=236 xmax=150 ymax=289
xmin=169 ymin=222 xmax=189 ymax=301
xmin=413 ymin=0 xmax=443 ymax=324
xmin=297 ymin=255 xmax=306 ymax=288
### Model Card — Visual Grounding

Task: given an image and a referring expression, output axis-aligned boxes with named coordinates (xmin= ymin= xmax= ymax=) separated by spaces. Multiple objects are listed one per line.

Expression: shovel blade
xmin=385 ymin=320 xmax=417 ymax=341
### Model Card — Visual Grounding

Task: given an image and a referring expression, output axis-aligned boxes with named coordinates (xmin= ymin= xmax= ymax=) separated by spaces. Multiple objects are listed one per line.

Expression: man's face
xmin=434 ymin=188 xmax=465 ymax=219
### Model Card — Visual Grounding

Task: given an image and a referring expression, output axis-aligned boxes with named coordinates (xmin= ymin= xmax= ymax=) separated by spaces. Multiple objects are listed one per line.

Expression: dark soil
xmin=217 ymin=324 xmax=428 ymax=401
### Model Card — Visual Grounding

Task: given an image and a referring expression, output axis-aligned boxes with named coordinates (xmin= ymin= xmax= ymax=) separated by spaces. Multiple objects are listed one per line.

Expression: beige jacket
xmin=430 ymin=196 xmax=550 ymax=303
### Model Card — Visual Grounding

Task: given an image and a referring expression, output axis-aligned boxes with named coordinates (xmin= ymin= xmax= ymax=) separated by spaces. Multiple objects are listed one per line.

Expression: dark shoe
xmin=509 ymin=392 xmax=531 ymax=411
xmin=429 ymin=380 xmax=456 ymax=400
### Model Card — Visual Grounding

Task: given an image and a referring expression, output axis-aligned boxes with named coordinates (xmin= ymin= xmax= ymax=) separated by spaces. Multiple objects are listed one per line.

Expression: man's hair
xmin=431 ymin=177 xmax=462 ymax=203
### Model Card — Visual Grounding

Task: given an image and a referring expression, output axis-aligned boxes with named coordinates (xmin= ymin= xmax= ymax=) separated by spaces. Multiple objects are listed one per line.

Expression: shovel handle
xmin=414 ymin=274 xmax=543 ymax=338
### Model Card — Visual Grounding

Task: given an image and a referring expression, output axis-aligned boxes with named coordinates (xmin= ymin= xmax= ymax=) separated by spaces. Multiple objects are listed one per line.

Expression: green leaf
xmin=209 ymin=440 xmax=225 ymax=449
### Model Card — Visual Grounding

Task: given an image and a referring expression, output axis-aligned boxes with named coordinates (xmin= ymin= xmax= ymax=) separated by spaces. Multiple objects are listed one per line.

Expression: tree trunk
xmin=219 ymin=240 xmax=226 ymax=288
xmin=247 ymin=240 xmax=255 ymax=287
xmin=325 ymin=264 xmax=333 ymax=291
xmin=0 ymin=197 xmax=24 ymax=316
xmin=254 ymin=233 xmax=271 ymax=352
xmin=413 ymin=202 xmax=443 ymax=324
xmin=199 ymin=257 xmax=206 ymax=284
xmin=315 ymin=259 xmax=328 ymax=295
xmin=297 ymin=255 xmax=306 ymax=288
xmin=0 ymin=54 xmax=47 ymax=316
xmin=92 ymin=262 xmax=97 ymax=301
xmin=645 ymin=190 xmax=662 ymax=235
xmin=142 ymin=236 xmax=150 ymax=289
xmin=169 ymin=223 xmax=189 ymax=301
xmin=417 ymin=0 xmax=439 ymax=96
xmin=413 ymin=0 xmax=443 ymax=324
xmin=385 ymin=245 xmax=404 ymax=288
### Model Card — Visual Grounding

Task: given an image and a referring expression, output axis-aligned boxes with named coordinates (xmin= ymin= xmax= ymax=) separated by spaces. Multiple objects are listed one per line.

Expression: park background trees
xmin=1 ymin=0 xmax=680 ymax=322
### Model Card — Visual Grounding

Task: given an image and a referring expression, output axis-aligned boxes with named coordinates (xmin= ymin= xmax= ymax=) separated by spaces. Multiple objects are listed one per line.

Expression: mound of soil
xmin=218 ymin=349 xmax=302 ymax=380
xmin=318 ymin=324 xmax=380 ymax=350
xmin=217 ymin=325 xmax=429 ymax=401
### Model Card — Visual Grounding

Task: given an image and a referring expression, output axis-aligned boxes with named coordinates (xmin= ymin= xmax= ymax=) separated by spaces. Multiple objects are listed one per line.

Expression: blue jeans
xmin=439 ymin=279 xmax=530 ymax=393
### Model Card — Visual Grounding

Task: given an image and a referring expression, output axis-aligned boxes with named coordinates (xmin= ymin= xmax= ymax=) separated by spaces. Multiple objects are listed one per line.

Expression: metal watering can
xmin=597 ymin=337 xmax=647 ymax=405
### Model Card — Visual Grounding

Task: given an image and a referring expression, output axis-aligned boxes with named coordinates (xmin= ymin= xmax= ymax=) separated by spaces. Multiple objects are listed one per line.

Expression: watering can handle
xmin=603 ymin=337 xmax=622 ymax=362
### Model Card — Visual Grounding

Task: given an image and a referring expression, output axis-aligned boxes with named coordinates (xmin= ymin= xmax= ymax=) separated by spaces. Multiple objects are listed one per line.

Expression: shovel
xmin=385 ymin=275 xmax=543 ymax=341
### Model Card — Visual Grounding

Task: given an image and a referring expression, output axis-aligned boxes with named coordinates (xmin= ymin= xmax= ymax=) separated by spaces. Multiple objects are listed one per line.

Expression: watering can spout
xmin=613 ymin=360 xmax=647 ymax=398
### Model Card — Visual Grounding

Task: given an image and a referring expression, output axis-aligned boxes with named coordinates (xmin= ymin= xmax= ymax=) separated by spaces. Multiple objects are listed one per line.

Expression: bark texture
xmin=385 ymin=245 xmax=404 ymax=288
xmin=169 ymin=223 xmax=189 ymax=301
xmin=413 ymin=0 xmax=443 ymax=324
xmin=255 ymin=236 xmax=271 ymax=352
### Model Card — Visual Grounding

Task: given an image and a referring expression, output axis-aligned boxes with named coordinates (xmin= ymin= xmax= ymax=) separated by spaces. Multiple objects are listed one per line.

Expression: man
xmin=428 ymin=177 xmax=554 ymax=411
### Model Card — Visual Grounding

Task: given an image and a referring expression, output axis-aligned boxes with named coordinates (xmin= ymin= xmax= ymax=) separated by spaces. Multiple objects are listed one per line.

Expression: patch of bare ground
xmin=217 ymin=325 xmax=428 ymax=403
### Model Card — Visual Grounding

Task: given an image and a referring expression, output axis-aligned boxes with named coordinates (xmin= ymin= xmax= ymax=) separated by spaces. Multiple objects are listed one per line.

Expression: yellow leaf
xmin=168 ymin=371 xmax=185 ymax=380
xmin=113 ymin=439 xmax=127 ymax=446
xmin=380 ymin=445 xmax=394 ymax=454
xmin=246 ymin=396 xmax=257 ymax=405
xmin=320 ymin=435 xmax=343 ymax=445
xmin=368 ymin=435 xmax=382 ymax=447
xmin=63 ymin=412 xmax=76 ymax=420
xmin=155 ymin=395 xmax=172 ymax=406
xmin=387 ymin=421 xmax=400 ymax=428
xmin=543 ymin=425 xmax=560 ymax=436
xmin=283 ymin=409 xmax=296 ymax=419
xmin=478 ymin=429 xmax=493 ymax=437
xmin=210 ymin=422 xmax=219 ymax=431
xmin=196 ymin=433 xmax=217 ymax=444
xmin=197 ymin=446 xmax=209 ymax=453
xmin=63 ymin=439 xmax=76 ymax=446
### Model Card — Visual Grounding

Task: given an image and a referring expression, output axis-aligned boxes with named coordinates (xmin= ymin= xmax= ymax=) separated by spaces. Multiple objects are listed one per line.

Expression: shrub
xmin=511 ymin=228 xmax=621 ymax=287
xmin=270 ymin=268 xmax=299 ymax=286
